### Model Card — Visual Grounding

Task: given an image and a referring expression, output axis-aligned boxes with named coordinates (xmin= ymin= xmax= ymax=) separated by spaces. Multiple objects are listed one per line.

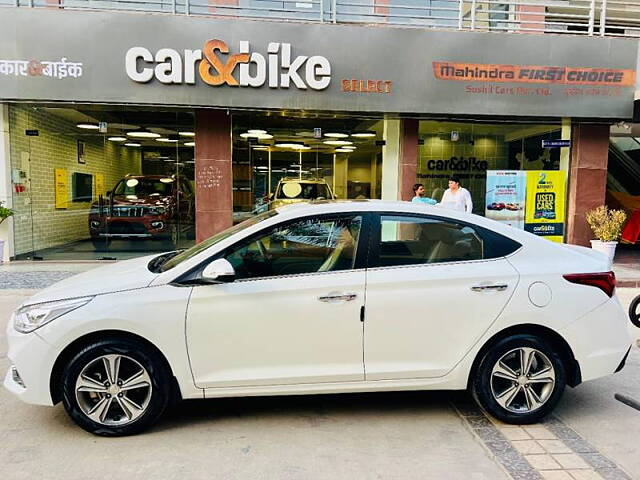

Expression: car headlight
xmin=14 ymin=296 xmax=94 ymax=334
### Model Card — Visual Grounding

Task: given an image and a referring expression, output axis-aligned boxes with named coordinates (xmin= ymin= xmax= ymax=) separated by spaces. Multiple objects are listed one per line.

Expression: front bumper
xmin=4 ymin=315 xmax=58 ymax=406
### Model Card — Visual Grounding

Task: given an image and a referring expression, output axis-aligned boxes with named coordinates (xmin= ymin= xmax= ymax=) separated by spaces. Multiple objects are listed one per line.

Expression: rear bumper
xmin=560 ymin=296 xmax=633 ymax=382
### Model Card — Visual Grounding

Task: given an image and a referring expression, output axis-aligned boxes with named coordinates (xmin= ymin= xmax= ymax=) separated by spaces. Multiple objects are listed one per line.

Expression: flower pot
xmin=590 ymin=239 xmax=618 ymax=261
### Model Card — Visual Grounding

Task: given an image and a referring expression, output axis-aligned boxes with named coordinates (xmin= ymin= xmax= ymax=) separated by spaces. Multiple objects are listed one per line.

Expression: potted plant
xmin=0 ymin=201 xmax=14 ymax=264
xmin=585 ymin=205 xmax=627 ymax=261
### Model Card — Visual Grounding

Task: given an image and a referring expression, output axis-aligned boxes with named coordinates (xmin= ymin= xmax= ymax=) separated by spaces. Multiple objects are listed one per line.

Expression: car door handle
xmin=471 ymin=284 xmax=509 ymax=292
xmin=318 ymin=293 xmax=358 ymax=302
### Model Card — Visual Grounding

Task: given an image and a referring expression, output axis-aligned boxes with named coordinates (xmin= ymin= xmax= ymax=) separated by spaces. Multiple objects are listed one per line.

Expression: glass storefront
xmin=9 ymin=104 xmax=196 ymax=260
xmin=231 ymin=112 xmax=384 ymax=221
xmin=418 ymin=121 xmax=562 ymax=214
xmin=7 ymin=103 xmax=566 ymax=261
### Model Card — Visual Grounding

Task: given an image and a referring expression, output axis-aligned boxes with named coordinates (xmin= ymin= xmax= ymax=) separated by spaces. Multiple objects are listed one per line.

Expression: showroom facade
xmin=0 ymin=8 xmax=637 ymax=260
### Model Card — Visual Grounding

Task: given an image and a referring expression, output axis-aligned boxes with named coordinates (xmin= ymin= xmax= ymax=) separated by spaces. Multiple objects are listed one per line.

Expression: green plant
xmin=585 ymin=205 xmax=627 ymax=242
xmin=0 ymin=201 xmax=14 ymax=225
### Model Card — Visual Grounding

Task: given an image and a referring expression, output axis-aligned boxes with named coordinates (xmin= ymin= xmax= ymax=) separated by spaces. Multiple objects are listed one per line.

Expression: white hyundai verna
xmin=5 ymin=201 xmax=634 ymax=436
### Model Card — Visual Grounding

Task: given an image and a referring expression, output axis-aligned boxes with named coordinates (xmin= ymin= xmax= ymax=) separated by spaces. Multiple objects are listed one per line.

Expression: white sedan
xmin=4 ymin=201 xmax=634 ymax=436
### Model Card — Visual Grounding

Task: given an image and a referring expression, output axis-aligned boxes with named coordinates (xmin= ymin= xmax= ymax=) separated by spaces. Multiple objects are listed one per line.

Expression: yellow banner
xmin=524 ymin=170 xmax=566 ymax=242
xmin=54 ymin=168 xmax=68 ymax=209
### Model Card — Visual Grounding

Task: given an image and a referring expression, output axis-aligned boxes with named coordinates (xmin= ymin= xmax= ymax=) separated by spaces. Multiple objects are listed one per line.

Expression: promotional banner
xmin=524 ymin=170 xmax=566 ymax=242
xmin=54 ymin=168 xmax=68 ymax=209
xmin=485 ymin=170 xmax=526 ymax=229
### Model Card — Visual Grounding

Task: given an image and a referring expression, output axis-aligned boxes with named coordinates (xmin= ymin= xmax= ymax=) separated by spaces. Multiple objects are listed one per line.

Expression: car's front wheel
xmin=61 ymin=338 xmax=171 ymax=436
xmin=471 ymin=335 xmax=566 ymax=424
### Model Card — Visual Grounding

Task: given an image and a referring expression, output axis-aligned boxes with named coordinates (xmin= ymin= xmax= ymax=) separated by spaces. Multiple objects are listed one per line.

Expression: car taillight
xmin=563 ymin=271 xmax=616 ymax=298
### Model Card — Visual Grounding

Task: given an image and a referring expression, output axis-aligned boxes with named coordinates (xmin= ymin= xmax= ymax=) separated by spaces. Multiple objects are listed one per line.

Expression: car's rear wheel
xmin=61 ymin=338 xmax=171 ymax=436
xmin=471 ymin=335 xmax=566 ymax=424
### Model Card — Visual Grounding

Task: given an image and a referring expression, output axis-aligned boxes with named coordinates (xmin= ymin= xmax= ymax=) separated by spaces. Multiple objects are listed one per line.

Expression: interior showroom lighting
xmin=275 ymin=141 xmax=306 ymax=149
xmin=324 ymin=132 xmax=349 ymax=138
xmin=124 ymin=142 xmax=141 ymax=147
xmin=127 ymin=129 xmax=161 ymax=139
xmin=183 ymin=141 xmax=195 ymax=147
xmin=252 ymin=145 xmax=269 ymax=150
xmin=178 ymin=131 xmax=195 ymax=137
xmin=156 ymin=138 xmax=179 ymax=143
xmin=241 ymin=131 xmax=273 ymax=139
xmin=323 ymin=140 xmax=353 ymax=146
xmin=108 ymin=136 xmax=127 ymax=142
xmin=351 ymin=131 xmax=376 ymax=138
xmin=77 ymin=122 xmax=100 ymax=130
xmin=335 ymin=148 xmax=354 ymax=153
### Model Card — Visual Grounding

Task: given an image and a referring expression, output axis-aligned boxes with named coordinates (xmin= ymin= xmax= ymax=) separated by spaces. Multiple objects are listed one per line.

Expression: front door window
xmin=225 ymin=216 xmax=362 ymax=280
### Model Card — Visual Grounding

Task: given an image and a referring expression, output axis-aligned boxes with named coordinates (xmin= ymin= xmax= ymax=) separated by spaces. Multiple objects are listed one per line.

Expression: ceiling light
xmin=178 ymin=131 xmax=195 ymax=137
xmin=127 ymin=129 xmax=161 ymax=139
xmin=156 ymin=138 xmax=179 ymax=143
xmin=184 ymin=141 xmax=195 ymax=147
xmin=335 ymin=148 xmax=353 ymax=153
xmin=124 ymin=142 xmax=141 ymax=147
xmin=323 ymin=140 xmax=353 ymax=146
xmin=275 ymin=141 xmax=306 ymax=149
xmin=108 ymin=136 xmax=127 ymax=142
xmin=77 ymin=122 xmax=100 ymax=130
xmin=253 ymin=145 xmax=269 ymax=150
xmin=291 ymin=144 xmax=310 ymax=150
xmin=241 ymin=131 xmax=273 ymax=139
xmin=247 ymin=129 xmax=267 ymax=135
xmin=256 ymin=133 xmax=273 ymax=140
xmin=351 ymin=131 xmax=376 ymax=138
xmin=324 ymin=132 xmax=349 ymax=138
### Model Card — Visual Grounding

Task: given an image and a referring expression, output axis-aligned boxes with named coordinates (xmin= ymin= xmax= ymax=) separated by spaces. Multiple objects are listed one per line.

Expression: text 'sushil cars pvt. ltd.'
xmin=5 ymin=201 xmax=635 ymax=436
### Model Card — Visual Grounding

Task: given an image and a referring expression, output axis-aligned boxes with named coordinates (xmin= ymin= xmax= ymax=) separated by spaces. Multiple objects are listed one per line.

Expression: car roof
xmin=274 ymin=200 xmax=537 ymax=244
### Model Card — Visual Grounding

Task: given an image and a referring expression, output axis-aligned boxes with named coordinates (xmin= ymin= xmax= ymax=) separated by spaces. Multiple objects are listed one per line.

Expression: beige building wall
xmin=9 ymin=105 xmax=141 ymax=256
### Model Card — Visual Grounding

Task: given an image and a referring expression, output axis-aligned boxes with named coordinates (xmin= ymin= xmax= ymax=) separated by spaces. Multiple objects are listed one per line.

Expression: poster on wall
xmin=54 ymin=168 xmax=68 ymax=209
xmin=485 ymin=171 xmax=526 ymax=229
xmin=524 ymin=170 xmax=566 ymax=243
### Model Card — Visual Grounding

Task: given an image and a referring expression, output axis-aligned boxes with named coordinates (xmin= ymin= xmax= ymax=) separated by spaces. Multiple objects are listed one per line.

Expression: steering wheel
xmin=629 ymin=294 xmax=640 ymax=328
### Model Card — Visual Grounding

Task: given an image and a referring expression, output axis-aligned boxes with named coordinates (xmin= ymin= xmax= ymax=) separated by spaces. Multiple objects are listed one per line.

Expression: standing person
xmin=411 ymin=183 xmax=437 ymax=205
xmin=440 ymin=176 xmax=473 ymax=213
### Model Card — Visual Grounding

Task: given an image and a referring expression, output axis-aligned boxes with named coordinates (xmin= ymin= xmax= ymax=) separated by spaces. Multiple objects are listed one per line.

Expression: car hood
xmin=22 ymin=254 xmax=162 ymax=307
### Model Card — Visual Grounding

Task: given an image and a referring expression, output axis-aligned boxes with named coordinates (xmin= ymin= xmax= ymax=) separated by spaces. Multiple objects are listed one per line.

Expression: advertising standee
xmin=485 ymin=171 xmax=526 ymax=229
xmin=524 ymin=170 xmax=566 ymax=243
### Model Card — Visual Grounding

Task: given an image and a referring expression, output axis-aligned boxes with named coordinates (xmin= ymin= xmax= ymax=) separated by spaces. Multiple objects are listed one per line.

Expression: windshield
xmin=159 ymin=209 xmax=279 ymax=272
xmin=114 ymin=178 xmax=174 ymax=197
xmin=276 ymin=182 xmax=331 ymax=200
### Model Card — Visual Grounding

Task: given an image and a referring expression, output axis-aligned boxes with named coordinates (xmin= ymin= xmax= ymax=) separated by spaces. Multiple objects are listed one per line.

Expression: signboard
xmin=485 ymin=171 xmax=526 ymax=229
xmin=54 ymin=168 xmax=68 ymax=209
xmin=542 ymin=140 xmax=571 ymax=148
xmin=0 ymin=9 xmax=637 ymax=118
xmin=524 ymin=170 xmax=566 ymax=242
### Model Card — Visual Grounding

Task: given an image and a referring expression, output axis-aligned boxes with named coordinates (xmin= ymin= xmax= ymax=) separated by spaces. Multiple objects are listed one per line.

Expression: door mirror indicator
xmin=201 ymin=258 xmax=236 ymax=284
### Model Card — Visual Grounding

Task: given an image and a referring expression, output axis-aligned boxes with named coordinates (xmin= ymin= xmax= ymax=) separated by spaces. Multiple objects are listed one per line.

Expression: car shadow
xmin=154 ymin=390 xmax=472 ymax=434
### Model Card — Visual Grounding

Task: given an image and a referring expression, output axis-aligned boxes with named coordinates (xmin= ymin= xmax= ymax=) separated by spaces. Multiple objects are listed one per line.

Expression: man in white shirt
xmin=440 ymin=176 xmax=473 ymax=213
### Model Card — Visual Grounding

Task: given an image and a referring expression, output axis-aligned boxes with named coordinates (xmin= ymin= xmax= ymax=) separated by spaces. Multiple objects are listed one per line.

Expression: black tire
xmin=91 ymin=238 xmax=111 ymax=252
xmin=471 ymin=334 xmax=566 ymax=424
xmin=61 ymin=338 xmax=171 ymax=436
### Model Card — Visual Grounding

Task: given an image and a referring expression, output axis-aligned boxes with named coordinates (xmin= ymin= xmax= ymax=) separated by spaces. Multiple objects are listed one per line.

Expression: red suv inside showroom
xmin=88 ymin=175 xmax=194 ymax=250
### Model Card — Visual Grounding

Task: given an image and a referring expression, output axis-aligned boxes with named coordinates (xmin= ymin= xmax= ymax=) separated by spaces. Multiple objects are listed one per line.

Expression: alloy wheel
xmin=489 ymin=347 xmax=556 ymax=414
xmin=74 ymin=354 xmax=153 ymax=426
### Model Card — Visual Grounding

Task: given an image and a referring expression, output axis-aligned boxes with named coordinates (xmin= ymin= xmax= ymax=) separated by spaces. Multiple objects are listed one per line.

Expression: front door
xmin=364 ymin=214 xmax=520 ymax=380
xmin=186 ymin=214 xmax=367 ymax=389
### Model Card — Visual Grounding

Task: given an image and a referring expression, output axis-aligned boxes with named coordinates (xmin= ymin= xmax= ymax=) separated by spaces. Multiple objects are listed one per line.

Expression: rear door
xmin=363 ymin=213 xmax=520 ymax=380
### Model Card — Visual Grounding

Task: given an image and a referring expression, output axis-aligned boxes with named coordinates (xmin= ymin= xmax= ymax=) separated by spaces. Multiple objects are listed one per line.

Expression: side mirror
xmin=201 ymin=258 xmax=235 ymax=284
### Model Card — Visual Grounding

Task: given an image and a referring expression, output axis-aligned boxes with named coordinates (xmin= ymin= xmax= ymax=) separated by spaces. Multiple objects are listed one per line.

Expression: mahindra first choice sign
xmin=125 ymin=40 xmax=331 ymax=90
